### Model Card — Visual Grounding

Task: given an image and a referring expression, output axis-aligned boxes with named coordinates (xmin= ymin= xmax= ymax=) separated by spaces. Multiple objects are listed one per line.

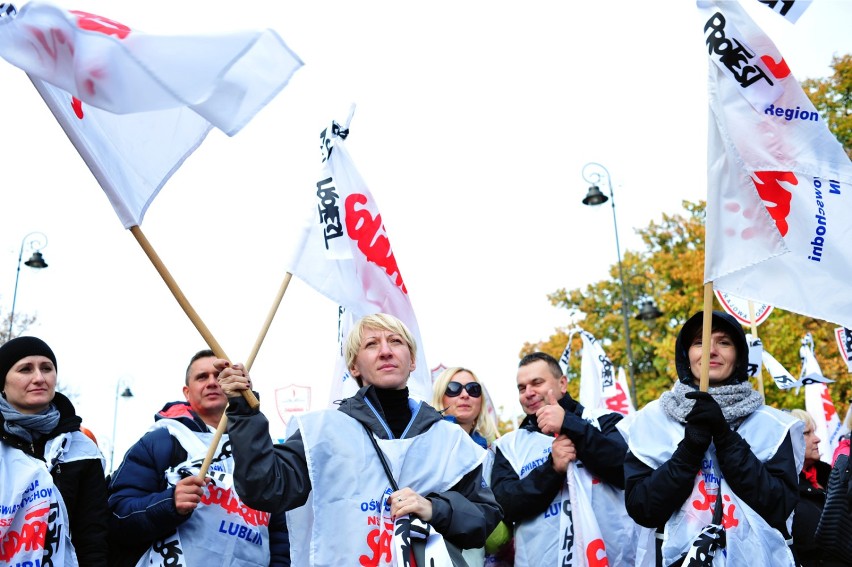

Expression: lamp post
xmin=110 ymin=381 xmax=134 ymax=473
xmin=581 ymin=162 xmax=639 ymax=407
xmin=8 ymin=232 xmax=49 ymax=337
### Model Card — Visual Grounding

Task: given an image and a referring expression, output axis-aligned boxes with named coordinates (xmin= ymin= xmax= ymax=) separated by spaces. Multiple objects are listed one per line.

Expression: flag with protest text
xmin=0 ymin=1 xmax=302 ymax=228
xmin=563 ymin=329 xmax=633 ymax=415
xmin=801 ymin=334 xmax=842 ymax=464
xmin=287 ymin=123 xmax=431 ymax=404
xmin=698 ymin=0 xmax=852 ymax=329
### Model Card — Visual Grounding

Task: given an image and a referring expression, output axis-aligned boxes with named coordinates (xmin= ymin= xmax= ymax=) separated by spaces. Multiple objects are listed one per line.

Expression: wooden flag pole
xmin=747 ymin=300 xmax=765 ymax=399
xmin=129 ymin=226 xmax=259 ymax=409
xmin=699 ymin=282 xmax=715 ymax=392
xmin=197 ymin=272 xmax=293 ymax=478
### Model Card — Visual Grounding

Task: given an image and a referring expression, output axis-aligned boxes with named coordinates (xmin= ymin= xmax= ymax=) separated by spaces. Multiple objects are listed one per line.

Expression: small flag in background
xmin=801 ymin=333 xmax=842 ymax=464
xmin=0 ymin=1 xmax=303 ymax=227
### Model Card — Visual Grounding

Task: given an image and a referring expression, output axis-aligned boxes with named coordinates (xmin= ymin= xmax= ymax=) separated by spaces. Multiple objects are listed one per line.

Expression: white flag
xmin=288 ymin=124 xmax=431 ymax=404
xmin=699 ymin=0 xmax=852 ymax=329
xmin=801 ymin=334 xmax=842 ymax=464
xmin=575 ymin=329 xmax=632 ymax=415
xmin=0 ymin=2 xmax=302 ymax=227
xmin=755 ymin=0 xmax=812 ymax=24
xmin=761 ymin=348 xmax=800 ymax=390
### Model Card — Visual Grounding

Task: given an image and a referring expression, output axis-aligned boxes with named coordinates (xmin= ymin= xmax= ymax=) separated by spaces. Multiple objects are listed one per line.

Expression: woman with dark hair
xmin=0 ymin=336 xmax=109 ymax=566
xmin=618 ymin=311 xmax=802 ymax=566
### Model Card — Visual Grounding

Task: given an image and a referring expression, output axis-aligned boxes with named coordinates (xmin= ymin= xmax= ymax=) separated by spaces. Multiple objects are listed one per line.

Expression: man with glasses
xmin=491 ymin=352 xmax=635 ymax=566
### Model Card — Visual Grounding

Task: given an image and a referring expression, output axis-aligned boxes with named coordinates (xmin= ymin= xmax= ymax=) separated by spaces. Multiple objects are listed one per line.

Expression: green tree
xmin=802 ymin=54 xmax=852 ymax=160
xmin=523 ymin=200 xmax=851 ymax=413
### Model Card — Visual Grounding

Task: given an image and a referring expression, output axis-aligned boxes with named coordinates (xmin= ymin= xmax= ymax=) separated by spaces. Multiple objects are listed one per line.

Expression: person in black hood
xmin=218 ymin=313 xmax=501 ymax=566
xmin=0 ymin=336 xmax=109 ymax=566
xmin=619 ymin=310 xmax=803 ymax=566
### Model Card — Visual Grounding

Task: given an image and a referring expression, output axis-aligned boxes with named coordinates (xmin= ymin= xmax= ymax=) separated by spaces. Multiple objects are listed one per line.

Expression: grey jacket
xmin=225 ymin=385 xmax=503 ymax=549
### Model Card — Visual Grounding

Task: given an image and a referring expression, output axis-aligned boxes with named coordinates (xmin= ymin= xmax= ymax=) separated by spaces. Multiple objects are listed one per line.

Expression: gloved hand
xmin=683 ymin=423 xmax=712 ymax=454
xmin=685 ymin=390 xmax=731 ymax=442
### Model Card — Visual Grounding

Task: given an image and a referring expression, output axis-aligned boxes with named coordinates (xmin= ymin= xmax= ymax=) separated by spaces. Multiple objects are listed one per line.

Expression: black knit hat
xmin=0 ymin=336 xmax=57 ymax=390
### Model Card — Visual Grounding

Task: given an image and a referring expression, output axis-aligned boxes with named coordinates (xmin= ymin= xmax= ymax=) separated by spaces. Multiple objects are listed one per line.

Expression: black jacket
xmin=225 ymin=385 xmax=503 ymax=549
xmin=0 ymin=391 xmax=109 ymax=566
xmin=490 ymin=393 xmax=627 ymax=526
xmin=107 ymin=401 xmax=290 ymax=566
xmin=794 ymin=460 xmax=849 ymax=567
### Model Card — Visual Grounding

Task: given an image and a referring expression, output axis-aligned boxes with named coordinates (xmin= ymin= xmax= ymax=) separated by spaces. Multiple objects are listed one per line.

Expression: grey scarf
xmin=660 ymin=381 xmax=763 ymax=427
xmin=0 ymin=395 xmax=60 ymax=444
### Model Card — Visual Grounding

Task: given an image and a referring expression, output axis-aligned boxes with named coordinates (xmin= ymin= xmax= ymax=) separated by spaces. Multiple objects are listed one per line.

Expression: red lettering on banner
xmin=691 ymin=479 xmax=714 ymax=512
xmin=721 ymin=494 xmax=740 ymax=529
xmin=70 ymin=11 xmax=131 ymax=39
xmin=605 ymin=386 xmax=629 ymax=415
xmin=821 ymin=386 xmax=837 ymax=422
xmin=345 ymin=194 xmax=408 ymax=294
xmin=359 ymin=520 xmax=393 ymax=567
xmin=760 ymin=55 xmax=790 ymax=79
xmin=586 ymin=538 xmax=609 ymax=567
xmin=200 ymin=486 xmax=270 ymax=527
xmin=751 ymin=171 xmax=797 ymax=236
xmin=0 ymin=507 xmax=49 ymax=560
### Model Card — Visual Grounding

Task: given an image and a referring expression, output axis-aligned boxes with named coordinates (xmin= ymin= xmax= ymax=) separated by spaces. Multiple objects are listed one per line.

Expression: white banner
xmin=288 ymin=123 xmax=431 ymax=404
xmin=0 ymin=1 xmax=302 ymax=227
xmin=800 ymin=334 xmax=842 ymax=464
xmin=699 ymin=0 xmax=852 ymax=329
xmin=754 ymin=0 xmax=812 ymax=24
xmin=565 ymin=328 xmax=632 ymax=415
xmin=834 ymin=327 xmax=852 ymax=373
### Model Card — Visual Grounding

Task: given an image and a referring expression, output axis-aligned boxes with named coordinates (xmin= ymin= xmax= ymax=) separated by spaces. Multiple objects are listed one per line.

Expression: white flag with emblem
xmin=698 ymin=0 xmax=852 ymax=328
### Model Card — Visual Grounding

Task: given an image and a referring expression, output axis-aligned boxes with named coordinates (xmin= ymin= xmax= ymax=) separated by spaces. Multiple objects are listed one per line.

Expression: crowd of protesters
xmin=2 ymin=311 xmax=851 ymax=566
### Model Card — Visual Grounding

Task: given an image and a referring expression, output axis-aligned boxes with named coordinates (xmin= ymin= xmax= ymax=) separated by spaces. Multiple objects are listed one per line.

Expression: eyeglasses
xmin=445 ymin=381 xmax=482 ymax=398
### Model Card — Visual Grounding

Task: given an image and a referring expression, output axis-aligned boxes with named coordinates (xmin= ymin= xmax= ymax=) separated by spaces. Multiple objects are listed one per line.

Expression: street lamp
xmin=9 ymin=232 xmax=49 ymax=337
xmin=110 ymin=381 xmax=134 ymax=472
xmin=581 ymin=162 xmax=639 ymax=406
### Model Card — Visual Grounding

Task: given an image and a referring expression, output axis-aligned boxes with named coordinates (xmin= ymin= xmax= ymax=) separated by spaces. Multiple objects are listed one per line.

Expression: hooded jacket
xmin=623 ymin=312 xmax=799 ymax=563
xmin=0 ymin=391 xmax=109 ymax=566
xmin=107 ymin=401 xmax=290 ymax=566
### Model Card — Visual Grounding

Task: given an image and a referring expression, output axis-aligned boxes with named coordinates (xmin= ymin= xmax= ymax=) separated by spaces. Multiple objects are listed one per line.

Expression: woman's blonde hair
xmin=431 ymin=366 xmax=498 ymax=443
xmin=791 ymin=408 xmax=815 ymax=431
xmin=344 ymin=313 xmax=417 ymax=387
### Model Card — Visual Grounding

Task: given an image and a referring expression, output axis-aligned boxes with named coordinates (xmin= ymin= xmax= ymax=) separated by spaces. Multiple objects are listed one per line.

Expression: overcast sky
xmin=1 ymin=0 xmax=850 ymax=468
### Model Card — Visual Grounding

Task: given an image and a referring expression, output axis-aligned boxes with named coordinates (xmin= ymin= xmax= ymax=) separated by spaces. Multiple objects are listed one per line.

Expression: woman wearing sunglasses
xmin=431 ymin=367 xmax=498 ymax=450
xmin=432 ymin=367 xmax=512 ymax=567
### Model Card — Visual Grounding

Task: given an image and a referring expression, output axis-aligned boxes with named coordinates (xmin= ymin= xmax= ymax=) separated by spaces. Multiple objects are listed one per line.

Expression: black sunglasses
xmin=445 ymin=381 xmax=482 ymax=398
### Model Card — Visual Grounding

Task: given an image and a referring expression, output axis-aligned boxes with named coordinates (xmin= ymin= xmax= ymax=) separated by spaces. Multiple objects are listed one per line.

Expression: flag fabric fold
xmin=287 ymin=123 xmax=431 ymax=403
xmin=0 ymin=1 xmax=303 ymax=227
xmin=562 ymin=328 xmax=633 ymax=415
xmin=699 ymin=0 xmax=852 ymax=329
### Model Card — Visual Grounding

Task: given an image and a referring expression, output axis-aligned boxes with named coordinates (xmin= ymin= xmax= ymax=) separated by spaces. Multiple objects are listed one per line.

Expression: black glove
xmin=683 ymin=423 xmax=712 ymax=454
xmin=685 ymin=391 xmax=731 ymax=442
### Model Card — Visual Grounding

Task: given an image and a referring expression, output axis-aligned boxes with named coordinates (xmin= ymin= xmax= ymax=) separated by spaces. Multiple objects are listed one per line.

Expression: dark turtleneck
xmin=374 ymin=387 xmax=411 ymax=438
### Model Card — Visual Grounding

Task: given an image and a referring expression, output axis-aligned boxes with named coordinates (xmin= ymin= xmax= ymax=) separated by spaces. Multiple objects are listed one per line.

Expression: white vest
xmin=133 ymin=419 xmax=272 ymax=567
xmin=0 ymin=430 xmax=102 ymax=567
xmin=494 ymin=409 xmax=637 ymax=567
xmin=618 ymin=400 xmax=803 ymax=566
xmin=286 ymin=407 xmax=486 ymax=567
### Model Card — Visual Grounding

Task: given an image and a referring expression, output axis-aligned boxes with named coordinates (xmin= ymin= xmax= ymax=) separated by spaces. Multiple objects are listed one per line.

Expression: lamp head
xmin=24 ymin=251 xmax=47 ymax=269
xmin=636 ymin=299 xmax=663 ymax=322
xmin=582 ymin=185 xmax=608 ymax=206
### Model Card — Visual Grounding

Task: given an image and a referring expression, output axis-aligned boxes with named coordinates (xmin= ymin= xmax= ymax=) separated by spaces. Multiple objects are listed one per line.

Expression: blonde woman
xmin=431 ymin=367 xmax=498 ymax=449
